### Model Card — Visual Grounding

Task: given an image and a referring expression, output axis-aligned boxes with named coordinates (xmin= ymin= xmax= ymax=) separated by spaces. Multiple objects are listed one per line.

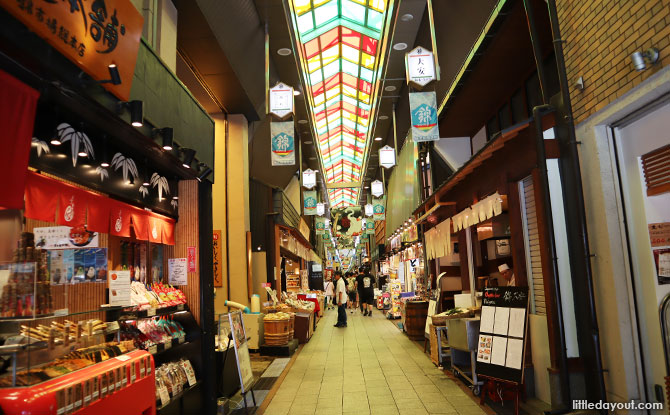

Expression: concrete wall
xmin=284 ymin=175 xmax=302 ymax=215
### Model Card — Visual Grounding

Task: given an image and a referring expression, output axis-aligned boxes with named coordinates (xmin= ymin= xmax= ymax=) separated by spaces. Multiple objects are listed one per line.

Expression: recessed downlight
xmin=393 ymin=42 xmax=408 ymax=51
xmin=293 ymin=90 xmax=301 ymax=96
xmin=374 ymin=137 xmax=382 ymax=141
xmin=379 ymin=115 xmax=388 ymax=120
xmin=384 ymin=85 xmax=396 ymax=92
xmin=309 ymin=157 xmax=316 ymax=160
xmin=400 ymin=13 xmax=414 ymax=22
xmin=305 ymin=141 xmax=313 ymax=144
xmin=277 ymin=48 xmax=292 ymax=56
xmin=298 ymin=119 xmax=308 ymax=124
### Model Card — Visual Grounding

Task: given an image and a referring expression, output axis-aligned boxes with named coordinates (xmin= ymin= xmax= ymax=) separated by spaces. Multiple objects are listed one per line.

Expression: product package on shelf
xmin=0 ymin=232 xmax=52 ymax=318
xmin=129 ymin=281 xmax=186 ymax=311
xmin=19 ymin=318 xmax=109 ymax=345
xmin=154 ymin=359 xmax=197 ymax=408
xmin=120 ymin=316 xmax=186 ymax=353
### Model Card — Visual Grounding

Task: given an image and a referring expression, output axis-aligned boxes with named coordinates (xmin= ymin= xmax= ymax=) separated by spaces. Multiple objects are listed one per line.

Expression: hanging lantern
xmin=371 ymin=180 xmax=384 ymax=197
xmin=316 ymin=202 xmax=325 ymax=216
xmin=302 ymin=168 xmax=317 ymax=189
xmin=365 ymin=203 xmax=374 ymax=217
xmin=379 ymin=145 xmax=396 ymax=168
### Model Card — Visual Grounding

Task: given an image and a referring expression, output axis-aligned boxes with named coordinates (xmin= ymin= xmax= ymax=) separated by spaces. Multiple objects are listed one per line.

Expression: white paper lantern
xmin=370 ymin=180 xmax=384 ymax=197
xmin=365 ymin=203 xmax=374 ymax=217
xmin=302 ymin=168 xmax=316 ymax=189
xmin=316 ymin=202 xmax=325 ymax=216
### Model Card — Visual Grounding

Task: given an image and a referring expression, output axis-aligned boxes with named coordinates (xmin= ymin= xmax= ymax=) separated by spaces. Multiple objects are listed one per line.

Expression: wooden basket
xmin=263 ymin=333 xmax=289 ymax=346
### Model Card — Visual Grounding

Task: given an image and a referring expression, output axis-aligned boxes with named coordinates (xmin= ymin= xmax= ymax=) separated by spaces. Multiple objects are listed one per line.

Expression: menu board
xmin=228 ymin=311 xmax=254 ymax=393
xmin=476 ymin=287 xmax=529 ymax=384
xmin=168 ymin=258 xmax=188 ymax=285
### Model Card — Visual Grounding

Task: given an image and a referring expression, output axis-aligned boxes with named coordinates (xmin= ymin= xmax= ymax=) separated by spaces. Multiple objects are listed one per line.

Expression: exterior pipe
xmin=545 ymin=0 xmax=607 ymax=405
xmin=523 ymin=0 xmax=549 ymax=104
xmin=532 ymin=105 xmax=571 ymax=412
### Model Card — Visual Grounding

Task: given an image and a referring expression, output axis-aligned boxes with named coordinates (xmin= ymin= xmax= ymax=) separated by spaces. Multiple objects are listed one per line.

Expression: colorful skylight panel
xmin=290 ymin=0 xmax=389 ymax=209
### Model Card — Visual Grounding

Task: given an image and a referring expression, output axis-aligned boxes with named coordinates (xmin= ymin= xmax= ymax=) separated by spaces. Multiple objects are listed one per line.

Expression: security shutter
xmin=519 ymin=176 xmax=546 ymax=315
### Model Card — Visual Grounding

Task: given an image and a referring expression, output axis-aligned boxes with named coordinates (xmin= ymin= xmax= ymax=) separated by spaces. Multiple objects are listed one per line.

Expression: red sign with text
xmin=187 ymin=246 xmax=196 ymax=273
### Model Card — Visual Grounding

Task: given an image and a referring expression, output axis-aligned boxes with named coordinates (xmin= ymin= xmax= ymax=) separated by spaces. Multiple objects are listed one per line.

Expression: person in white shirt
xmin=334 ymin=271 xmax=348 ymax=327
xmin=499 ymin=264 xmax=516 ymax=287
xmin=324 ymin=279 xmax=334 ymax=310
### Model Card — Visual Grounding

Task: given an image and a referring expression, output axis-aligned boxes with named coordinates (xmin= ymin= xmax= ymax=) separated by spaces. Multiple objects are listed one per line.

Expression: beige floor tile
xmin=314 ymin=407 xmax=343 ymax=415
xmin=423 ymin=401 xmax=458 ymax=414
xmin=364 ymin=379 xmax=389 ymax=389
xmin=393 ymin=398 xmax=425 ymax=409
xmin=370 ymin=405 xmax=399 ymax=415
xmin=265 ymin=401 xmax=292 ymax=415
xmin=270 ymin=392 xmax=296 ymax=403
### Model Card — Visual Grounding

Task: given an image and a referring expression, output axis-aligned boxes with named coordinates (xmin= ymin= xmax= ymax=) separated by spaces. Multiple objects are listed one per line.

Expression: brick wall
xmin=556 ymin=0 xmax=670 ymax=124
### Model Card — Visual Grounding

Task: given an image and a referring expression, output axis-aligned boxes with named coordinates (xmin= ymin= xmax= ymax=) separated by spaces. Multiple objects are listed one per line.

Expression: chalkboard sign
xmin=476 ymin=286 xmax=529 ymax=384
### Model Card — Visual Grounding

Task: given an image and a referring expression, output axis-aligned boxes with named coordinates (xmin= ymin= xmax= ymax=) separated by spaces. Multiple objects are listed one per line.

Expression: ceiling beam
xmin=326 ymin=182 xmax=362 ymax=189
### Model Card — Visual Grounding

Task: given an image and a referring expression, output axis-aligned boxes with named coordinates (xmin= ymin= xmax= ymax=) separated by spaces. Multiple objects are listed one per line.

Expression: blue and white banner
xmin=409 ymin=91 xmax=439 ymax=142
xmin=271 ymin=121 xmax=295 ymax=166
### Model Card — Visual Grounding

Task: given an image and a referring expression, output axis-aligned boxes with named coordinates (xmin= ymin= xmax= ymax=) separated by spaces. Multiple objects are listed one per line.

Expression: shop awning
xmin=23 ymin=171 xmax=176 ymax=245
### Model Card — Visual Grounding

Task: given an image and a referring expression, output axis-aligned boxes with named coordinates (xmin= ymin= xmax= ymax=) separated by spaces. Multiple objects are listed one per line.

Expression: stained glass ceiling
xmin=289 ymin=0 xmax=391 ymax=209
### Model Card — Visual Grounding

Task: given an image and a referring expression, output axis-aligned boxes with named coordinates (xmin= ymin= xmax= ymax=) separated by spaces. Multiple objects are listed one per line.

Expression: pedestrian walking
xmin=324 ymin=278 xmax=334 ymax=310
xmin=334 ymin=271 xmax=347 ymax=327
xmin=359 ymin=268 xmax=376 ymax=316
xmin=346 ymin=272 xmax=358 ymax=314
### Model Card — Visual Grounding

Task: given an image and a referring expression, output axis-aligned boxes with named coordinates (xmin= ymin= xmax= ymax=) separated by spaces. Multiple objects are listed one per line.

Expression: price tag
xmin=148 ymin=345 xmax=158 ymax=354
xmin=140 ymin=361 xmax=146 ymax=377
xmin=115 ymin=355 xmax=131 ymax=362
xmin=130 ymin=363 xmax=136 ymax=382
xmin=164 ymin=341 xmax=172 ymax=350
xmin=56 ymin=390 xmax=65 ymax=415
xmin=106 ymin=321 xmax=120 ymax=332
xmin=159 ymin=385 xmax=170 ymax=407
xmin=146 ymin=357 xmax=152 ymax=374
xmin=181 ymin=361 xmax=197 ymax=387
xmin=147 ymin=308 xmax=156 ymax=317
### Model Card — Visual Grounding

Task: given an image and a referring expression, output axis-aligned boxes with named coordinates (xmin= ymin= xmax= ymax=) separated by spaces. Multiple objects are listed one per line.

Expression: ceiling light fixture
xmin=400 ymin=13 xmax=414 ymax=22
xmin=277 ymin=48 xmax=292 ymax=56
xmin=384 ymin=85 xmax=396 ymax=92
xmin=374 ymin=137 xmax=382 ymax=141
xmin=393 ymin=42 xmax=408 ymax=51
xmin=298 ymin=119 xmax=308 ymax=124
xmin=117 ymin=100 xmax=144 ymax=127
xmin=197 ymin=163 xmax=213 ymax=182
xmin=293 ymin=90 xmax=301 ymax=96
xmin=379 ymin=115 xmax=388 ymax=120
xmin=153 ymin=127 xmax=174 ymax=150
xmin=181 ymin=148 xmax=196 ymax=169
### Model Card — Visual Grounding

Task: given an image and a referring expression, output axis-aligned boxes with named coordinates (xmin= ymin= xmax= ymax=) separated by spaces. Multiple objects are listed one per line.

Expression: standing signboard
xmin=228 ymin=311 xmax=254 ymax=393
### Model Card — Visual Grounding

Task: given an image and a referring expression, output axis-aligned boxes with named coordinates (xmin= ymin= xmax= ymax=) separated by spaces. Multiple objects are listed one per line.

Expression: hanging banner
xmin=316 ymin=202 xmax=325 ymax=216
xmin=315 ymin=217 xmax=326 ymax=235
xmin=365 ymin=220 xmax=375 ymax=235
xmin=373 ymin=196 xmax=386 ymax=221
xmin=410 ymin=91 xmax=439 ymax=142
xmin=371 ymin=180 xmax=384 ymax=197
xmin=302 ymin=169 xmax=316 ymax=189
xmin=270 ymin=122 xmax=295 ymax=166
xmin=0 ymin=0 xmax=144 ymax=101
xmin=379 ymin=145 xmax=396 ymax=168
xmin=405 ymin=46 xmax=437 ymax=89
xmin=303 ymin=190 xmax=317 ymax=215
xmin=364 ymin=204 xmax=374 ymax=217
xmin=269 ymin=82 xmax=294 ymax=119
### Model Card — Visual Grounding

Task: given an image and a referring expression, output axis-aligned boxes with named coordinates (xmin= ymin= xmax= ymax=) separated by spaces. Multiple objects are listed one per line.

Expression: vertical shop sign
xmin=187 ymin=246 xmax=196 ymax=273
xmin=373 ymin=196 xmax=386 ymax=221
xmin=270 ymin=121 xmax=295 ymax=166
xmin=268 ymin=82 xmax=294 ymax=119
xmin=371 ymin=180 xmax=384 ymax=197
xmin=213 ymin=231 xmax=223 ymax=287
xmin=303 ymin=190 xmax=317 ymax=215
xmin=315 ymin=217 xmax=326 ymax=235
xmin=379 ymin=145 xmax=396 ymax=168
xmin=302 ymin=168 xmax=316 ymax=189
xmin=0 ymin=0 xmax=144 ymax=101
xmin=405 ymin=46 xmax=437 ymax=89
xmin=409 ymin=91 xmax=439 ymax=142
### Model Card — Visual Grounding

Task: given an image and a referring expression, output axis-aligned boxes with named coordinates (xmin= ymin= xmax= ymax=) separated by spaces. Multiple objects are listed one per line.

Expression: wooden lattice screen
xmin=641 ymin=143 xmax=670 ymax=197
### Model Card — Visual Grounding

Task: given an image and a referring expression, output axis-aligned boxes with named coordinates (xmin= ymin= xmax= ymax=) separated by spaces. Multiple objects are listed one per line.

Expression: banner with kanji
xmin=315 ymin=217 xmax=326 ymax=235
xmin=365 ymin=220 xmax=375 ymax=235
xmin=410 ymin=91 xmax=439 ymax=142
xmin=270 ymin=121 xmax=295 ymax=166
xmin=303 ymin=190 xmax=317 ymax=215
xmin=373 ymin=196 xmax=386 ymax=221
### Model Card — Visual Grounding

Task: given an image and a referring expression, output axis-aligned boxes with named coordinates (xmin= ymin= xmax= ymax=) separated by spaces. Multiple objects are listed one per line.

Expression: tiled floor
xmin=262 ymin=308 xmax=489 ymax=415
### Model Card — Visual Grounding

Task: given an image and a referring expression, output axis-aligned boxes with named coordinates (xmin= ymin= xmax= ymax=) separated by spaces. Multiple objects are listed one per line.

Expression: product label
xmin=159 ymin=385 xmax=170 ymax=407
xmin=164 ymin=341 xmax=171 ymax=350
xmin=148 ymin=345 xmax=158 ymax=354
xmin=115 ymin=354 xmax=131 ymax=362
xmin=56 ymin=390 xmax=65 ymax=415
xmin=181 ymin=361 xmax=197 ymax=387
xmin=140 ymin=361 xmax=146 ymax=377
xmin=130 ymin=363 xmax=136 ymax=382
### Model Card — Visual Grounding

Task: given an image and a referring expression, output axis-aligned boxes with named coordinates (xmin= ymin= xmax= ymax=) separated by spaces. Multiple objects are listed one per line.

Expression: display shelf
xmin=157 ymin=381 xmax=201 ymax=412
xmin=110 ymin=304 xmax=188 ymax=321
xmin=0 ymin=306 xmax=124 ymax=323
xmin=148 ymin=336 xmax=189 ymax=356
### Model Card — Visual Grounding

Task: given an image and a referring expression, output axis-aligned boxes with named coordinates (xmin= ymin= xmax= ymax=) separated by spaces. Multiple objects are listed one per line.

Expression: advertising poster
xmin=49 ymin=248 xmax=107 ymax=284
xmin=409 ymin=91 xmax=439 ymax=142
xmin=270 ymin=121 xmax=295 ymax=166
xmin=35 ymin=226 xmax=99 ymax=249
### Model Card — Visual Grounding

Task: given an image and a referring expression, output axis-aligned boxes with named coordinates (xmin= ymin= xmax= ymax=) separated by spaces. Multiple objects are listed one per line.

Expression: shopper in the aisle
xmin=334 ymin=271 xmax=347 ymax=327
xmin=324 ymin=278 xmax=334 ymax=310
xmin=359 ymin=268 xmax=376 ymax=316
xmin=355 ymin=266 xmax=366 ymax=313
xmin=346 ymin=272 xmax=357 ymax=314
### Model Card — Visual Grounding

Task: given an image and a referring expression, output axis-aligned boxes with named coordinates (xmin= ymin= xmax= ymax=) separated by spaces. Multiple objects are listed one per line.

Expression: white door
xmin=613 ymin=101 xmax=670 ymax=410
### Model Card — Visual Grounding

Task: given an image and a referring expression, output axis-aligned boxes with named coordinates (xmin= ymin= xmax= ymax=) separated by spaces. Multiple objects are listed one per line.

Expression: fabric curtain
xmin=24 ymin=172 xmax=58 ymax=222
xmin=109 ymin=201 xmax=132 ymax=237
xmin=57 ymin=188 xmax=88 ymax=227
xmin=130 ymin=210 xmax=149 ymax=241
xmin=0 ymin=70 xmax=40 ymax=210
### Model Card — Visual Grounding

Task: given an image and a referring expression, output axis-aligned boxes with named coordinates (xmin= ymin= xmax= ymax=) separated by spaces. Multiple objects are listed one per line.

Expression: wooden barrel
xmin=405 ymin=301 xmax=429 ymax=340
xmin=263 ymin=318 xmax=290 ymax=346
xmin=289 ymin=313 xmax=295 ymax=339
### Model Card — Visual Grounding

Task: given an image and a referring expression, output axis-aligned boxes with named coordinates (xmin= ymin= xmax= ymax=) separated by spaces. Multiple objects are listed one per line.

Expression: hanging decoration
xmin=405 ymin=46 xmax=437 ymax=89
xmin=31 ymin=137 xmax=50 ymax=157
xmin=332 ymin=206 xmax=363 ymax=238
xmin=303 ymin=190 xmax=318 ymax=215
xmin=302 ymin=168 xmax=317 ymax=189
xmin=364 ymin=219 xmax=375 ymax=235
xmin=57 ymin=123 xmax=95 ymax=167
xmin=373 ymin=196 xmax=386 ymax=221
xmin=270 ymin=121 xmax=295 ymax=166
xmin=95 ymin=166 xmax=109 ymax=182
xmin=379 ymin=145 xmax=396 ymax=169
xmin=409 ymin=91 xmax=439 ymax=142
xmin=110 ymin=152 xmax=139 ymax=183
xmin=371 ymin=180 xmax=384 ymax=197
xmin=315 ymin=217 xmax=326 ymax=235
xmin=316 ymin=202 xmax=326 ymax=216
xmin=150 ymin=173 xmax=170 ymax=200
xmin=365 ymin=203 xmax=374 ymax=217
xmin=268 ymin=82 xmax=294 ymax=119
